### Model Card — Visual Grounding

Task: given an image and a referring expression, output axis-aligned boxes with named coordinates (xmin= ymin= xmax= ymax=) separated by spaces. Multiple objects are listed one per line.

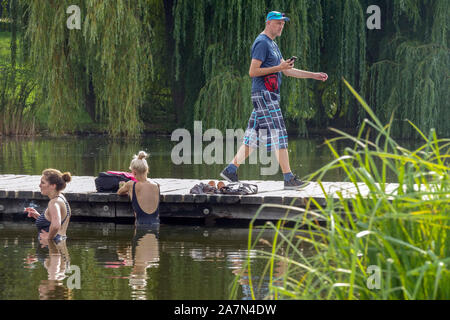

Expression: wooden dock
xmin=0 ymin=175 xmax=399 ymax=224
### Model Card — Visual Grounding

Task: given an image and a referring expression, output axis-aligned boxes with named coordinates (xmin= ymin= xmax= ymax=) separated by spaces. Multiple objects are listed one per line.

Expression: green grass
xmin=231 ymin=79 xmax=450 ymax=300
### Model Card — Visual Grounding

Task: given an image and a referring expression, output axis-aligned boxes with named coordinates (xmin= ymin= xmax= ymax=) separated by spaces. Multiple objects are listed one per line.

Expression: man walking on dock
xmin=220 ymin=11 xmax=328 ymax=189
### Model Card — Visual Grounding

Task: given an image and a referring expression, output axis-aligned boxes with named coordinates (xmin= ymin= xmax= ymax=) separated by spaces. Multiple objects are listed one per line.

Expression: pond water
xmin=0 ymin=221 xmax=288 ymax=300
xmin=0 ymin=135 xmax=422 ymax=182
xmin=0 ymin=135 xmax=420 ymax=300
xmin=0 ymin=135 xmax=348 ymax=181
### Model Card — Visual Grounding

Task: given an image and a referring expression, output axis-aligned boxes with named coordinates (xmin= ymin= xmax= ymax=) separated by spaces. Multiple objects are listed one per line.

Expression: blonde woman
xmin=25 ymin=169 xmax=72 ymax=244
xmin=117 ymin=151 xmax=160 ymax=225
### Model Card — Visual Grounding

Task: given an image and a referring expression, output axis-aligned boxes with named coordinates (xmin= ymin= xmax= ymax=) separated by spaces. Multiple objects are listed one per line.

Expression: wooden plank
xmin=0 ymin=174 xmax=401 ymax=223
xmin=0 ymin=175 xmax=401 ymax=201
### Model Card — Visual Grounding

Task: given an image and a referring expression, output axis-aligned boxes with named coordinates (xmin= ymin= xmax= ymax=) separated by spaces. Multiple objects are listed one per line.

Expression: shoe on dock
xmin=284 ymin=175 xmax=310 ymax=190
xmin=220 ymin=168 xmax=239 ymax=183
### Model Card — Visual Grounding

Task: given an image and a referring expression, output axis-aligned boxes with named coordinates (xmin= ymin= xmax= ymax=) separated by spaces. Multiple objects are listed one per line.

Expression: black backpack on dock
xmin=95 ymin=172 xmax=131 ymax=193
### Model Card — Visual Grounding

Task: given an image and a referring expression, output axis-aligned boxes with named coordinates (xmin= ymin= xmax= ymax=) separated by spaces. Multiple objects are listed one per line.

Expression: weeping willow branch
xmin=194 ymin=70 xmax=252 ymax=131
xmin=25 ymin=0 xmax=153 ymax=137
xmin=84 ymin=0 xmax=153 ymax=137
xmin=178 ymin=0 xmax=328 ymax=135
xmin=4 ymin=0 xmax=447 ymax=138
xmin=175 ymin=0 xmax=448 ymax=139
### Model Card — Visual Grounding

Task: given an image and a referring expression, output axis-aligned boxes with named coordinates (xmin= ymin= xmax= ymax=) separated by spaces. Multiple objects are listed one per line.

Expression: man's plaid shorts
xmin=243 ymin=90 xmax=288 ymax=152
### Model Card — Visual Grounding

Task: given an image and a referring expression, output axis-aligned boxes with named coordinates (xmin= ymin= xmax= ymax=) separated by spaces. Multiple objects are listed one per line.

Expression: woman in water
xmin=25 ymin=169 xmax=72 ymax=244
xmin=117 ymin=151 xmax=160 ymax=225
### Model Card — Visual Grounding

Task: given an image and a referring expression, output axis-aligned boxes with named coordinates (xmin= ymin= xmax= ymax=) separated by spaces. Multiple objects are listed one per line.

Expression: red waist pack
xmin=263 ymin=74 xmax=279 ymax=92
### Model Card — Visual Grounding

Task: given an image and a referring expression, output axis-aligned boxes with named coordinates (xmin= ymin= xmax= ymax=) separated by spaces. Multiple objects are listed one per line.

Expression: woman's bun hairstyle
xmin=137 ymin=151 xmax=148 ymax=160
xmin=62 ymin=172 xmax=72 ymax=183
xmin=130 ymin=151 xmax=149 ymax=174
xmin=42 ymin=168 xmax=71 ymax=191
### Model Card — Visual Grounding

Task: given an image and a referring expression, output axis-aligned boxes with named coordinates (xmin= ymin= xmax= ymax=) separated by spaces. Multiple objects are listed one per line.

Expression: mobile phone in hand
xmin=289 ymin=56 xmax=297 ymax=62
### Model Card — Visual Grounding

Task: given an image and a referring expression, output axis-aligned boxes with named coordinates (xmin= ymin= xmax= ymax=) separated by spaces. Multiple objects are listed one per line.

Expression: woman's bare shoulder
xmin=48 ymin=197 xmax=61 ymax=206
xmin=145 ymin=180 xmax=160 ymax=191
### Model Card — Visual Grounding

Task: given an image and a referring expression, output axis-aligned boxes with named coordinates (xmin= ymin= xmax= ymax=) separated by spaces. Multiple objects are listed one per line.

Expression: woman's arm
xmin=25 ymin=207 xmax=40 ymax=219
xmin=42 ymin=201 xmax=62 ymax=240
xmin=117 ymin=181 xmax=132 ymax=196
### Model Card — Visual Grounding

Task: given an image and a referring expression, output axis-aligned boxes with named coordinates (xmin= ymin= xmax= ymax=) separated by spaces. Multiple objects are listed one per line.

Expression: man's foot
xmin=220 ymin=167 xmax=239 ymax=183
xmin=284 ymin=175 xmax=310 ymax=190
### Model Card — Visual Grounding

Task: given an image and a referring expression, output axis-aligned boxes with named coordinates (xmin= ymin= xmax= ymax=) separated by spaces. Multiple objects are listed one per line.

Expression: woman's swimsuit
xmin=35 ymin=195 xmax=71 ymax=244
xmin=132 ymin=182 xmax=160 ymax=225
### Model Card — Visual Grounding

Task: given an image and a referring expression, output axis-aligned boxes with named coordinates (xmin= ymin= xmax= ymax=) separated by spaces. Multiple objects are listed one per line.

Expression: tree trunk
xmin=85 ymin=77 xmax=96 ymax=122
xmin=163 ymin=0 xmax=185 ymax=126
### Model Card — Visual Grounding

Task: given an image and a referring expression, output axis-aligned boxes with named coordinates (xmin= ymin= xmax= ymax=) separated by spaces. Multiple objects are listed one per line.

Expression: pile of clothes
xmin=189 ymin=181 xmax=258 ymax=195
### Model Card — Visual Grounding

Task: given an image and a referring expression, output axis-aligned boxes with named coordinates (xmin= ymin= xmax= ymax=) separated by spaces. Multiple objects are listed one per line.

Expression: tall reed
xmin=231 ymin=79 xmax=449 ymax=300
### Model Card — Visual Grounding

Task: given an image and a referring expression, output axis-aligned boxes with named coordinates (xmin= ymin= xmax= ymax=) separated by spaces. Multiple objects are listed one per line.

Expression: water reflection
xmin=26 ymin=238 xmax=72 ymax=300
xmin=129 ymin=226 xmax=160 ymax=300
xmin=228 ymin=249 xmax=288 ymax=300
xmin=0 ymin=135 xmax=351 ymax=181
xmin=0 ymin=135 xmax=424 ymax=183
xmin=1 ymin=221 xmax=285 ymax=300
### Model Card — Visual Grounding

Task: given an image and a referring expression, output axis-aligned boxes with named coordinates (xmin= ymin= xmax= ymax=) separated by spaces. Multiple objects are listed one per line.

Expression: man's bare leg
xmin=274 ymin=148 xmax=291 ymax=174
xmin=232 ymin=144 xmax=255 ymax=167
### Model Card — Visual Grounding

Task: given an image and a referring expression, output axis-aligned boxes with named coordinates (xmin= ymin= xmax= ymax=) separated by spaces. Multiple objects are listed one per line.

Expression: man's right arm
xmin=249 ymin=58 xmax=294 ymax=78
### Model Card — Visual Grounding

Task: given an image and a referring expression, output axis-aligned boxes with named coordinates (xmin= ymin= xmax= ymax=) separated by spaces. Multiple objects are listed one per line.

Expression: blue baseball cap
xmin=266 ymin=11 xmax=290 ymax=22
